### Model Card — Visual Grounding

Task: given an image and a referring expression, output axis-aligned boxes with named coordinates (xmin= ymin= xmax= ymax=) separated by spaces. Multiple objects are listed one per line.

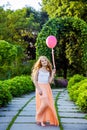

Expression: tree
xmin=0 ymin=40 xmax=24 ymax=79
xmin=0 ymin=7 xmax=48 ymax=60
xmin=0 ymin=7 xmax=12 ymax=40
xmin=36 ymin=17 xmax=87 ymax=78
xmin=42 ymin=0 xmax=87 ymax=22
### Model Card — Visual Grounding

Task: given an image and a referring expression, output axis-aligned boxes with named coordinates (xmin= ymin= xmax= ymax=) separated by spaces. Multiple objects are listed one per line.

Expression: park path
xmin=58 ymin=89 xmax=87 ymax=130
xmin=0 ymin=88 xmax=87 ymax=130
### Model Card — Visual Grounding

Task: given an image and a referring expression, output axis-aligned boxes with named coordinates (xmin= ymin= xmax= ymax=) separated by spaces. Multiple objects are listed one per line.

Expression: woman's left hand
xmin=52 ymin=69 xmax=56 ymax=76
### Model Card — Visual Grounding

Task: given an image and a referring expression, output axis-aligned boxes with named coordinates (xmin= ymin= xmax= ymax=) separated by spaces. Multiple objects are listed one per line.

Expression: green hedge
xmin=68 ymin=79 xmax=87 ymax=101
xmin=0 ymin=81 xmax=12 ymax=107
xmin=76 ymin=90 xmax=87 ymax=112
xmin=0 ymin=75 xmax=35 ymax=107
xmin=67 ymin=74 xmax=84 ymax=90
xmin=67 ymin=74 xmax=87 ymax=112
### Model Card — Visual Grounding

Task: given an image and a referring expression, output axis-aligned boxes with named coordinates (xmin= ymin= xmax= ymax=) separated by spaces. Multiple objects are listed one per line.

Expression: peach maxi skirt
xmin=36 ymin=83 xmax=59 ymax=126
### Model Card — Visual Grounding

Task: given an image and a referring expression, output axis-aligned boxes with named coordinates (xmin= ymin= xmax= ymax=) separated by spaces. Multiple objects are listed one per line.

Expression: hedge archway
xmin=36 ymin=17 xmax=87 ymax=78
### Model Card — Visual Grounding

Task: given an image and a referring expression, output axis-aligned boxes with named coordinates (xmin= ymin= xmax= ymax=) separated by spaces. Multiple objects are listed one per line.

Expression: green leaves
xmin=0 ymin=81 xmax=12 ymax=107
xmin=0 ymin=40 xmax=17 ymax=65
xmin=0 ymin=40 xmax=24 ymax=80
xmin=67 ymin=75 xmax=87 ymax=112
xmin=42 ymin=0 xmax=87 ymax=22
xmin=77 ymin=90 xmax=87 ymax=112
xmin=0 ymin=75 xmax=35 ymax=107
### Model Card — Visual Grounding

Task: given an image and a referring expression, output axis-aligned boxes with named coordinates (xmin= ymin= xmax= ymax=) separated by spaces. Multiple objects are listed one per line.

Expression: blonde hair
xmin=31 ymin=56 xmax=52 ymax=80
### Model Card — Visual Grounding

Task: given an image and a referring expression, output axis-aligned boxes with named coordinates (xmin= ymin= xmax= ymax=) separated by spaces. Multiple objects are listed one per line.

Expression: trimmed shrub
xmin=69 ymin=82 xmax=79 ymax=101
xmin=76 ymin=90 xmax=87 ymax=112
xmin=0 ymin=75 xmax=35 ymax=107
xmin=68 ymin=78 xmax=87 ymax=101
xmin=67 ymin=74 xmax=84 ymax=90
xmin=5 ymin=75 xmax=35 ymax=97
xmin=0 ymin=81 xmax=12 ymax=107
xmin=68 ymin=75 xmax=87 ymax=112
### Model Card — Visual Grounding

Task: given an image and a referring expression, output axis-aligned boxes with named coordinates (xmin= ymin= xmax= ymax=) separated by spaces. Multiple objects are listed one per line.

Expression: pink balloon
xmin=46 ymin=35 xmax=57 ymax=48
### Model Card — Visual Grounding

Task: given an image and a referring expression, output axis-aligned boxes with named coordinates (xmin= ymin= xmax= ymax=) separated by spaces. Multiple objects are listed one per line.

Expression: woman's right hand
xmin=38 ymin=89 xmax=43 ymax=95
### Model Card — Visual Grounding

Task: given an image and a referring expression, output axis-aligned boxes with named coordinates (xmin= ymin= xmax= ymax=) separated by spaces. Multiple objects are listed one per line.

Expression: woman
xmin=31 ymin=56 xmax=59 ymax=126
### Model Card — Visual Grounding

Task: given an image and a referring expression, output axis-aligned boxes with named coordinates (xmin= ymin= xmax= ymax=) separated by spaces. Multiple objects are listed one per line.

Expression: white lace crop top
xmin=38 ymin=70 xmax=50 ymax=83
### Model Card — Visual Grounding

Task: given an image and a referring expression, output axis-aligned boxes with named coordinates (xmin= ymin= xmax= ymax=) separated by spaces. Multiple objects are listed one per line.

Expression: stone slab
xmin=23 ymin=107 xmax=35 ymax=111
xmin=29 ymin=101 xmax=36 ymax=105
xmin=7 ymin=104 xmax=24 ymax=108
xmin=0 ymin=117 xmax=13 ymax=123
xmin=58 ymin=103 xmax=75 ymax=107
xmin=0 ymin=111 xmax=18 ymax=117
xmin=0 ymin=107 xmax=20 ymax=111
xmin=58 ymin=106 xmax=78 ymax=109
xmin=62 ymin=124 xmax=87 ymax=130
xmin=15 ymin=117 xmax=35 ymax=123
xmin=52 ymin=89 xmax=63 ymax=92
xmin=61 ymin=118 xmax=87 ymax=124
xmin=0 ymin=123 xmax=8 ymax=130
xmin=23 ymin=105 xmax=35 ymax=108
xmin=58 ymin=101 xmax=75 ymax=105
xmin=58 ymin=108 xmax=79 ymax=112
xmin=10 ymin=100 xmax=28 ymax=104
xmin=19 ymin=111 xmax=36 ymax=116
xmin=59 ymin=112 xmax=86 ymax=118
xmin=11 ymin=123 xmax=60 ymax=130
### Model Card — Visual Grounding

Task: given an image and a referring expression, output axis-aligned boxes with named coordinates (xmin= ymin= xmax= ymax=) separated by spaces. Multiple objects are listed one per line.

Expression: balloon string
xmin=52 ymin=48 xmax=56 ymax=69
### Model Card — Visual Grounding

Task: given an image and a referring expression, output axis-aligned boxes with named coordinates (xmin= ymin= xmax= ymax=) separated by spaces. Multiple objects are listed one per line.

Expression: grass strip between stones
xmin=55 ymin=90 xmax=65 ymax=130
xmin=6 ymin=96 xmax=35 ymax=130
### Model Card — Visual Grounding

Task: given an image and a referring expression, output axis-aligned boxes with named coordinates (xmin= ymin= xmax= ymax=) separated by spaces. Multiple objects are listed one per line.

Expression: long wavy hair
xmin=31 ymin=56 xmax=52 ymax=80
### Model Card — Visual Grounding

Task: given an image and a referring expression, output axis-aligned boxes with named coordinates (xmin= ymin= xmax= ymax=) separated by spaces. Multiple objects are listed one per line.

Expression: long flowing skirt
xmin=36 ymin=83 xmax=59 ymax=126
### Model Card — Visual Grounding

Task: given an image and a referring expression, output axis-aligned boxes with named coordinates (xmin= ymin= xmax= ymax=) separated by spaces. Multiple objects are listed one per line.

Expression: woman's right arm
xmin=33 ymin=71 xmax=42 ymax=95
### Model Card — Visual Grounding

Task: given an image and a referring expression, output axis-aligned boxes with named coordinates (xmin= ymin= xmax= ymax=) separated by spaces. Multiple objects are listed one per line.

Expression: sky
xmin=0 ymin=0 xmax=42 ymax=11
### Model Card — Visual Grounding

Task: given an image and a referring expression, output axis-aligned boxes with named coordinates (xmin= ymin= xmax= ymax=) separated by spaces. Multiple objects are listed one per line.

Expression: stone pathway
xmin=0 ymin=88 xmax=87 ymax=130
xmin=0 ymin=93 xmax=34 ymax=130
xmin=58 ymin=89 xmax=87 ymax=130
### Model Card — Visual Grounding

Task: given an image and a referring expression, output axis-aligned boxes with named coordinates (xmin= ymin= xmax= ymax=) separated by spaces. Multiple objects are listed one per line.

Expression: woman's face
xmin=40 ymin=58 xmax=48 ymax=67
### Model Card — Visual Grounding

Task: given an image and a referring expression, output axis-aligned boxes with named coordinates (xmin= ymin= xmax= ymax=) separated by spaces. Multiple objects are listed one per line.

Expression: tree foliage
xmin=0 ymin=7 xmax=48 ymax=60
xmin=0 ymin=40 xmax=24 ymax=79
xmin=0 ymin=40 xmax=17 ymax=65
xmin=42 ymin=0 xmax=87 ymax=22
xmin=36 ymin=17 xmax=87 ymax=78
